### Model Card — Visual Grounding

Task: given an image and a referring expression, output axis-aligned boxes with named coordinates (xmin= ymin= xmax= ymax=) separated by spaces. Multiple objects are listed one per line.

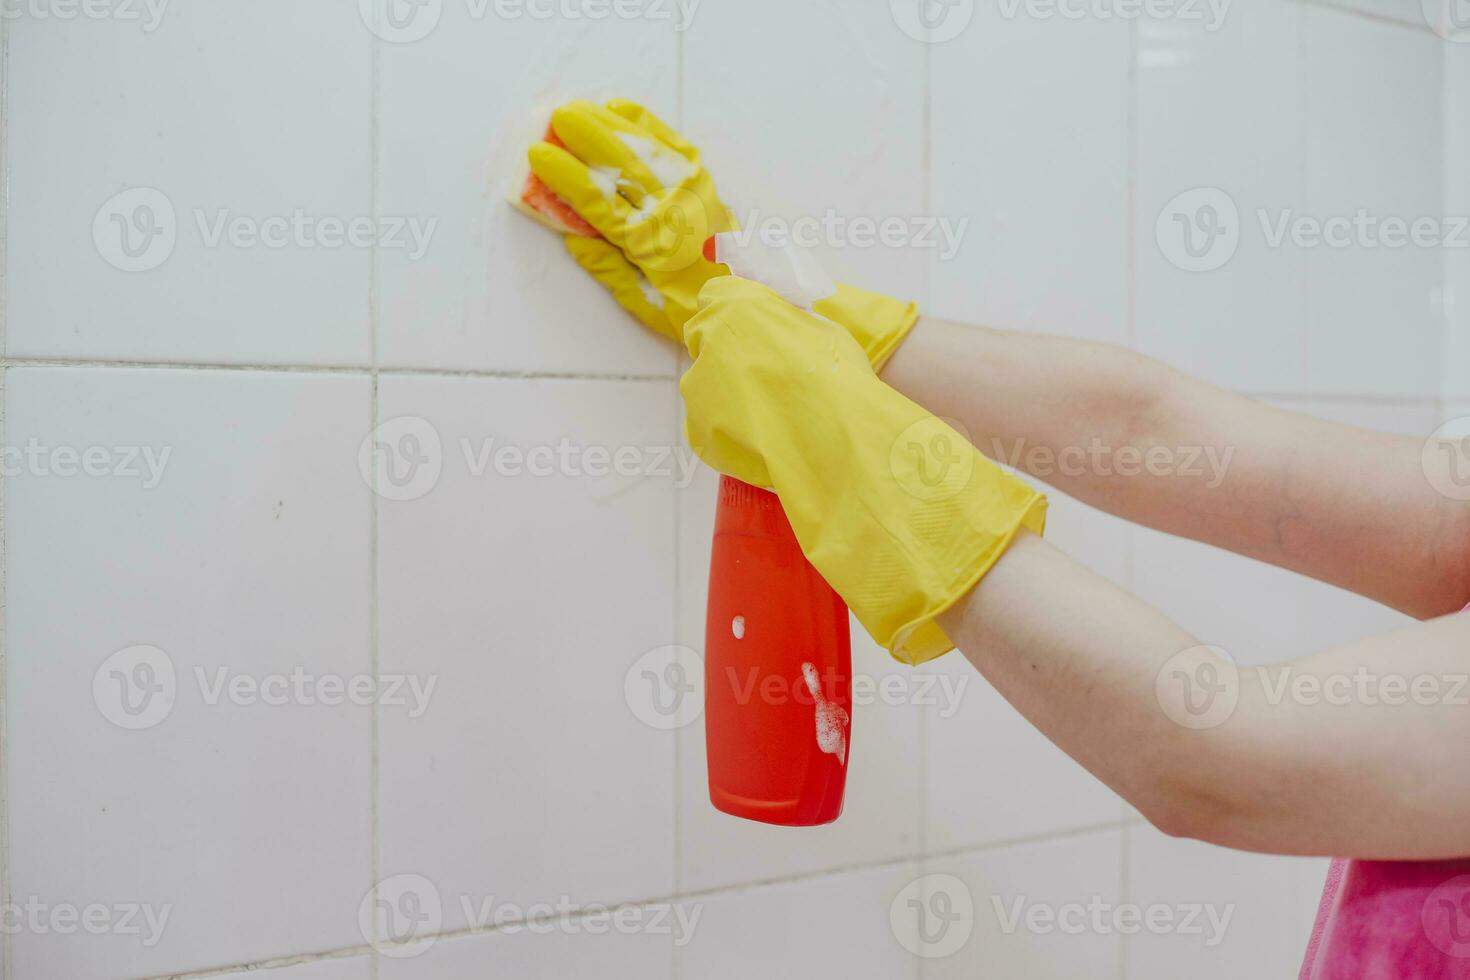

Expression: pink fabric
xmin=1298 ymin=603 xmax=1470 ymax=979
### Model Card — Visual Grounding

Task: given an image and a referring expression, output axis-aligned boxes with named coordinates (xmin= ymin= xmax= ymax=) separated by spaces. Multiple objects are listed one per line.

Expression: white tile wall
xmin=931 ymin=5 xmax=1130 ymax=345
xmin=676 ymin=863 xmax=922 ymax=979
xmin=5 ymin=368 xmax=374 ymax=978
xmin=926 ymin=830 xmax=1125 ymax=980
xmin=683 ymin=0 xmax=927 ymax=303
xmin=4 ymin=2 xmax=1460 ymax=978
xmin=376 ymin=376 xmax=678 ymax=932
xmin=1135 ymin=1 xmax=1308 ymax=392
xmin=1138 ymin=4 xmax=1445 ymax=398
xmin=216 ymin=958 xmax=371 ymax=980
xmin=7 ymin=4 xmax=374 ymax=366
xmin=1300 ymin=8 xmax=1443 ymax=398
xmin=376 ymin=12 xmax=678 ymax=375
xmin=1126 ymin=825 xmax=1329 ymax=979
xmin=377 ymin=916 xmax=673 ymax=980
xmin=1447 ymin=42 xmax=1470 ymax=399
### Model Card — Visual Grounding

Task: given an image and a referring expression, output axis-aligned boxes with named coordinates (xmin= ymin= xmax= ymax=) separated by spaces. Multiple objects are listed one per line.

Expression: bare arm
xmin=883 ymin=317 xmax=1470 ymax=618
xmin=885 ymin=317 xmax=1470 ymax=856
xmin=938 ymin=531 xmax=1470 ymax=859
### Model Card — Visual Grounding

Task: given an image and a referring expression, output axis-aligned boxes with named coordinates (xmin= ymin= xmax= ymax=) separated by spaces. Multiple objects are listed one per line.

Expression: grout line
xmin=0 ymin=357 xmax=676 ymax=383
xmin=368 ymin=20 xmax=383 ymax=980
xmin=917 ymin=34 xmax=934 ymax=976
xmin=669 ymin=380 xmax=683 ymax=980
xmin=0 ymin=11 xmax=10 ymax=980
xmin=1124 ymin=16 xmax=1138 ymax=354
xmin=1245 ymin=390 xmax=1445 ymax=406
xmin=915 ymin=817 xmax=1143 ymax=871
xmin=1294 ymin=3 xmax=1312 ymax=391
xmin=0 ymin=364 xmax=1444 ymax=406
xmin=1120 ymin=21 xmax=1139 ymax=980
xmin=671 ymin=30 xmax=685 ymax=980
xmin=367 ymin=372 xmax=382 ymax=980
xmin=0 ymin=356 xmax=1440 ymax=406
xmin=153 ymin=944 xmax=375 ymax=980
xmin=369 ymin=31 xmax=380 ymax=374
xmin=1440 ymin=33 xmax=1452 ymax=417
xmin=156 ymin=819 xmax=1143 ymax=979
xmin=1118 ymin=821 xmax=1133 ymax=980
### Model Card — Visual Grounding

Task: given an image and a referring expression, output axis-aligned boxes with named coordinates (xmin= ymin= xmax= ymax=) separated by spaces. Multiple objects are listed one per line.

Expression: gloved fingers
xmin=604 ymin=99 xmax=701 ymax=164
xmin=528 ymin=140 xmax=632 ymax=242
xmin=550 ymin=100 xmax=671 ymax=201
xmin=565 ymin=236 xmax=676 ymax=339
xmin=617 ymin=180 xmax=718 ymax=277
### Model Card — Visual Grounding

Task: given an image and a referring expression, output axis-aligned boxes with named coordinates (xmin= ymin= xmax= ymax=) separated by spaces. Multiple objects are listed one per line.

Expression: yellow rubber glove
xmin=529 ymin=99 xmax=921 ymax=368
xmin=682 ymin=277 xmax=1048 ymax=666
xmin=529 ymin=99 xmax=734 ymax=342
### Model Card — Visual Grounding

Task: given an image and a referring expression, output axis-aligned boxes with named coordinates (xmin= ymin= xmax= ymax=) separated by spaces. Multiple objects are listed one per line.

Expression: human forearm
xmin=937 ymin=533 xmax=1470 ymax=858
xmin=884 ymin=317 xmax=1470 ymax=617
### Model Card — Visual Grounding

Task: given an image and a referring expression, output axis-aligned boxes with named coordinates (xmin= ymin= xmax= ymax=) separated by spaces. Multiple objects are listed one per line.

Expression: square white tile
xmin=7 ymin=4 xmax=373 ymax=365
xmin=1135 ymin=1 xmax=1309 ymax=391
xmin=376 ymin=10 xmax=678 ymax=374
xmin=1126 ymin=824 xmax=1328 ymax=980
xmin=677 ymin=863 xmax=922 ymax=980
xmin=931 ymin=6 xmax=1129 ymax=345
xmin=673 ymin=459 xmax=923 ymax=893
xmin=5 ymin=367 xmax=374 ymax=978
xmin=377 ymin=913 xmax=673 ymax=980
xmin=683 ymin=0 xmax=927 ymax=304
xmin=1300 ymin=8 xmax=1443 ymax=398
xmin=376 ymin=376 xmax=678 ymax=933
xmin=925 ymin=830 xmax=1124 ymax=980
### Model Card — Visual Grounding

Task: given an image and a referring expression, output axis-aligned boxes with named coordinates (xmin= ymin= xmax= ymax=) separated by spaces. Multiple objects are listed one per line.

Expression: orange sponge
xmin=509 ymin=127 xmax=601 ymax=238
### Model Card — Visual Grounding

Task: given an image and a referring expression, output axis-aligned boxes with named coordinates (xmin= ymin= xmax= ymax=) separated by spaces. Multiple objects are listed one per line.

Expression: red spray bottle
xmin=700 ymin=233 xmax=854 ymax=827
xmin=511 ymin=161 xmax=853 ymax=825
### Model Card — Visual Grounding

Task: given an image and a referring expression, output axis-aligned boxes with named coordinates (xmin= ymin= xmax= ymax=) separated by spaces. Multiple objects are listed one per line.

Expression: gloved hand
xmin=682 ymin=277 xmax=1047 ymax=666
xmin=528 ymin=98 xmax=733 ymax=341
xmin=529 ymin=99 xmax=920 ymax=368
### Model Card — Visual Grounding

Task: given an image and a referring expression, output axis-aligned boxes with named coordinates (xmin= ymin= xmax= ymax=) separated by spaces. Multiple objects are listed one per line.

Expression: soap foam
xmin=801 ymin=662 xmax=849 ymax=765
xmin=638 ymin=277 xmax=666 ymax=310
xmin=588 ymin=165 xmax=622 ymax=203
xmin=617 ymin=131 xmax=696 ymax=189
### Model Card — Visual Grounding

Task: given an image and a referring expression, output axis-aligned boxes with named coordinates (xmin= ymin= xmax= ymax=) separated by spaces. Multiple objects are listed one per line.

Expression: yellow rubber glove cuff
xmin=812 ymin=282 xmax=921 ymax=373
xmin=682 ymin=277 xmax=1047 ymax=666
